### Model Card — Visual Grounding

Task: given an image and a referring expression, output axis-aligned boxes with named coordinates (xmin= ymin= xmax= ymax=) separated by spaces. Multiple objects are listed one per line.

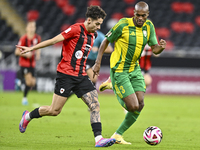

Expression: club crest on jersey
xmin=143 ymin=30 xmax=147 ymax=37
xmin=60 ymin=88 xmax=65 ymax=94
xmin=75 ymin=50 xmax=83 ymax=59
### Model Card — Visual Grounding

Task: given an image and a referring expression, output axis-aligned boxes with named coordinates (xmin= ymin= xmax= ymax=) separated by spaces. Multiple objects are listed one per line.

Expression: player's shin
xmin=29 ymin=107 xmax=42 ymax=119
xmin=116 ymin=111 xmax=140 ymax=135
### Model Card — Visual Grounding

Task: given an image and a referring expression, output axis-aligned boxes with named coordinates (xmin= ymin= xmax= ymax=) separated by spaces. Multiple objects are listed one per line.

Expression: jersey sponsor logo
xmin=75 ymin=50 xmax=83 ymax=59
xmin=106 ymin=31 xmax=112 ymax=37
xmin=130 ymin=31 xmax=135 ymax=36
xmin=143 ymin=30 xmax=147 ymax=37
xmin=60 ymin=88 xmax=65 ymax=94
xmin=64 ymin=27 xmax=71 ymax=33
xmin=82 ymin=56 xmax=87 ymax=59
xmin=84 ymin=44 xmax=92 ymax=51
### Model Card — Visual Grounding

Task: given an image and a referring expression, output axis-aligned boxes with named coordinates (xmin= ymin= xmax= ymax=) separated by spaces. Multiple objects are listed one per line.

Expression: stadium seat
xmin=55 ymin=0 xmax=68 ymax=8
xmin=88 ymin=0 xmax=101 ymax=6
xmin=195 ymin=16 xmax=200 ymax=26
xmin=123 ymin=0 xmax=136 ymax=4
xmin=111 ymin=13 xmax=124 ymax=20
xmin=171 ymin=22 xmax=183 ymax=33
xmin=60 ymin=24 xmax=71 ymax=32
xmin=155 ymin=28 xmax=170 ymax=39
xmin=125 ymin=7 xmax=134 ymax=17
xmin=62 ymin=5 xmax=76 ymax=16
xmin=171 ymin=2 xmax=194 ymax=14
xmin=182 ymin=2 xmax=194 ymax=14
xmin=183 ymin=22 xmax=194 ymax=33
xmin=171 ymin=2 xmax=183 ymax=13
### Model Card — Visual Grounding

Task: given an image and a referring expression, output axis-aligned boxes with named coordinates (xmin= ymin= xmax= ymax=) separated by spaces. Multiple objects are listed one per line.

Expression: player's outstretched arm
xmin=151 ymin=39 xmax=166 ymax=55
xmin=16 ymin=34 xmax=65 ymax=54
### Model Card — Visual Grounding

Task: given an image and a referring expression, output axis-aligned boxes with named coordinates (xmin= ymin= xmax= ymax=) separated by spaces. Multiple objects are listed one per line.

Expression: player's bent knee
xmin=127 ymin=105 xmax=139 ymax=112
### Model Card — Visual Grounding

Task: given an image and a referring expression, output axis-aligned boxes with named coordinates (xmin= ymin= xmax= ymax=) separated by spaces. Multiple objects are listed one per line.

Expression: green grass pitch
xmin=0 ymin=91 xmax=200 ymax=150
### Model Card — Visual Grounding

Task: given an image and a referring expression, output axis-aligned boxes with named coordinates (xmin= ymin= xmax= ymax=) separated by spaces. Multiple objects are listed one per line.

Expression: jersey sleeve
xmin=93 ymin=31 xmax=105 ymax=48
xmin=105 ymin=18 xmax=127 ymax=43
xmin=61 ymin=25 xmax=77 ymax=40
xmin=147 ymin=23 xmax=158 ymax=46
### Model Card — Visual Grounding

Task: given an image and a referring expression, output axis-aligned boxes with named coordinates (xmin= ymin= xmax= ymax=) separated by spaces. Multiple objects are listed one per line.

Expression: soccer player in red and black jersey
xmin=16 ymin=6 xmax=116 ymax=147
xmin=139 ymin=44 xmax=153 ymax=87
xmin=15 ymin=21 xmax=41 ymax=105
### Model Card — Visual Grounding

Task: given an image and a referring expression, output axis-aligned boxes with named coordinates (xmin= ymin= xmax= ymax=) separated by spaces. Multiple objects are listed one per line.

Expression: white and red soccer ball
xmin=143 ymin=126 xmax=163 ymax=146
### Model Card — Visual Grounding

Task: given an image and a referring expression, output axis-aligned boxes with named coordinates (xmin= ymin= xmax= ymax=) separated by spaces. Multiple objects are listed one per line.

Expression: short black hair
xmin=85 ymin=5 xmax=107 ymax=20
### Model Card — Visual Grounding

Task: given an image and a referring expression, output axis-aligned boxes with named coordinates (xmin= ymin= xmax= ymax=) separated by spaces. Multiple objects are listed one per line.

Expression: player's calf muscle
xmin=82 ymin=90 xmax=100 ymax=123
xmin=82 ymin=90 xmax=99 ymax=110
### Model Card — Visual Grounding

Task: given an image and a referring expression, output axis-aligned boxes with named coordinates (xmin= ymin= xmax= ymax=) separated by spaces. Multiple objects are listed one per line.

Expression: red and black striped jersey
xmin=139 ymin=44 xmax=152 ymax=72
xmin=57 ymin=23 xmax=97 ymax=76
xmin=18 ymin=34 xmax=41 ymax=68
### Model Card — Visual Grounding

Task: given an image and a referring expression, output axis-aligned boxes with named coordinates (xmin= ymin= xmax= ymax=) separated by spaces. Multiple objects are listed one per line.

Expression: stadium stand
xmin=1 ymin=0 xmax=200 ymax=49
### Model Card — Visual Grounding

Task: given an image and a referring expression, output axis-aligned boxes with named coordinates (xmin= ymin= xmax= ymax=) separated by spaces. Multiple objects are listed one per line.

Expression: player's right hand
xmin=92 ymin=63 xmax=101 ymax=78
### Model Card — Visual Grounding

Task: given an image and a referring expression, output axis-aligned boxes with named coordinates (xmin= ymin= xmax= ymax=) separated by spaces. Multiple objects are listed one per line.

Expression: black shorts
xmin=20 ymin=67 xmax=35 ymax=77
xmin=54 ymin=72 xmax=96 ymax=98
xmin=86 ymin=59 xmax=95 ymax=70
xmin=141 ymin=68 xmax=149 ymax=74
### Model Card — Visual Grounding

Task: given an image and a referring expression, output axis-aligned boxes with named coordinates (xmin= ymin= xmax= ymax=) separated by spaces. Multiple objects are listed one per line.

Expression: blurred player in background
xmin=93 ymin=1 xmax=166 ymax=144
xmin=86 ymin=30 xmax=113 ymax=86
xmin=139 ymin=44 xmax=152 ymax=87
xmin=15 ymin=21 xmax=41 ymax=105
xmin=17 ymin=6 xmax=115 ymax=147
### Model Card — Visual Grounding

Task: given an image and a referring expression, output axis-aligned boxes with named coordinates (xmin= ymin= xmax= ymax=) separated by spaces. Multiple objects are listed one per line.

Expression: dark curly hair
xmin=85 ymin=5 xmax=107 ymax=20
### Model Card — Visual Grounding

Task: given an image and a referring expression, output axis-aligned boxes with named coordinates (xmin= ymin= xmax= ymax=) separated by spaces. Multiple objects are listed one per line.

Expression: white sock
xmin=95 ymin=135 xmax=103 ymax=143
xmin=25 ymin=112 xmax=31 ymax=121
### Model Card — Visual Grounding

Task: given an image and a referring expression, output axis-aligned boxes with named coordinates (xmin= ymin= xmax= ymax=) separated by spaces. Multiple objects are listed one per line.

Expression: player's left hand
xmin=92 ymin=63 xmax=101 ymax=78
xmin=16 ymin=45 xmax=33 ymax=54
xmin=159 ymin=39 xmax=166 ymax=49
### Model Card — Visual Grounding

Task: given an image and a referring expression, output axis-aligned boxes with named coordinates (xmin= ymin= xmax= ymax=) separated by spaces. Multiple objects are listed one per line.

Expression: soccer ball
xmin=143 ymin=126 xmax=163 ymax=146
